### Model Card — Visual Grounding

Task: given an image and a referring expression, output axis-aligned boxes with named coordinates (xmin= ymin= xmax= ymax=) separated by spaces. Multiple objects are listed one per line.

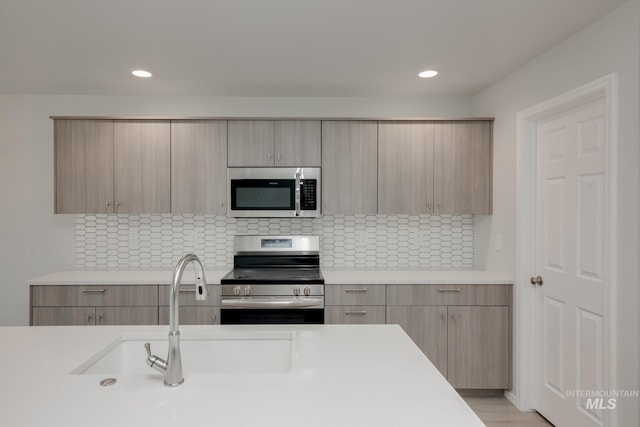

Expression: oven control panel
xmin=221 ymin=284 xmax=324 ymax=297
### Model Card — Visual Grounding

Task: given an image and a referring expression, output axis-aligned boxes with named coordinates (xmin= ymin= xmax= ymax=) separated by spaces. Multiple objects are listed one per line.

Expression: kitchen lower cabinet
xmin=325 ymin=306 xmax=386 ymax=324
xmin=386 ymin=284 xmax=511 ymax=389
xmin=158 ymin=284 xmax=220 ymax=325
xmin=30 ymin=285 xmax=159 ymax=326
xmin=325 ymin=284 xmax=386 ymax=324
xmin=31 ymin=306 xmax=158 ymax=326
xmin=159 ymin=306 xmax=220 ymax=325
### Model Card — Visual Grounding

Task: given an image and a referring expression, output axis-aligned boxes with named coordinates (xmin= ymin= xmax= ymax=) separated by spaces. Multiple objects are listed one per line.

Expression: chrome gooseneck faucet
xmin=145 ymin=254 xmax=208 ymax=387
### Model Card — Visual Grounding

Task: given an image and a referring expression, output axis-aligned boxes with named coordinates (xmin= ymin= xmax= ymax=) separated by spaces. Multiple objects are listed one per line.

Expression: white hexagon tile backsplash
xmin=76 ymin=214 xmax=474 ymax=270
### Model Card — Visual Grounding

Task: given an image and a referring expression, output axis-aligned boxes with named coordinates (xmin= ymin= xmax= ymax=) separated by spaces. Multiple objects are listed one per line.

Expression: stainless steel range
xmin=220 ymin=235 xmax=324 ymax=324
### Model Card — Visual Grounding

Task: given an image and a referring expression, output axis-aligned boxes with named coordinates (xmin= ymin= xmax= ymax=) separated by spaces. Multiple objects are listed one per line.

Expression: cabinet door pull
xmin=450 ymin=314 xmax=456 ymax=321
xmin=87 ymin=314 xmax=94 ymax=323
xmin=437 ymin=288 xmax=461 ymax=292
xmin=345 ymin=310 xmax=367 ymax=315
xmin=105 ymin=201 xmax=111 ymax=213
xmin=345 ymin=288 xmax=368 ymax=293
xmin=82 ymin=289 xmax=106 ymax=293
xmin=179 ymin=289 xmax=196 ymax=293
xmin=441 ymin=313 xmax=446 ymax=321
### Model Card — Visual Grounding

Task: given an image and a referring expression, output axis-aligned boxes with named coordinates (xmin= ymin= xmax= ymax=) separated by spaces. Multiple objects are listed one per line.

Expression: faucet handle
xmin=144 ymin=342 xmax=168 ymax=374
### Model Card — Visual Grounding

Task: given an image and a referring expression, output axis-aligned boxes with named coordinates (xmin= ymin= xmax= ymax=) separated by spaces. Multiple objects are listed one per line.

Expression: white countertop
xmin=27 ymin=269 xmax=513 ymax=285
xmin=1 ymin=324 xmax=485 ymax=426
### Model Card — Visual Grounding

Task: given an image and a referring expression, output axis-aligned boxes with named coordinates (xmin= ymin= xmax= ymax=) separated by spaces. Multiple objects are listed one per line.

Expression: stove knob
xmin=293 ymin=287 xmax=301 ymax=296
xmin=303 ymin=286 xmax=312 ymax=296
xmin=233 ymin=286 xmax=241 ymax=296
xmin=243 ymin=286 xmax=252 ymax=296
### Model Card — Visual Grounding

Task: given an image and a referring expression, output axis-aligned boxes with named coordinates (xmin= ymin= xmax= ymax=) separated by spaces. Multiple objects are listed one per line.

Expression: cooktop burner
xmin=221 ymin=235 xmax=324 ymax=285
xmin=221 ymin=268 xmax=324 ymax=284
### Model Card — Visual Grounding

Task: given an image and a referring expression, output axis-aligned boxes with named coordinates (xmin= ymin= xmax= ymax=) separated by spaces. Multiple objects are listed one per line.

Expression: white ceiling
xmin=0 ymin=0 xmax=628 ymax=97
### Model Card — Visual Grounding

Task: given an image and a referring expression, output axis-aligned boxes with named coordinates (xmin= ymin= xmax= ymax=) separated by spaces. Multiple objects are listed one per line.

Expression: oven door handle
xmin=221 ymin=297 xmax=323 ymax=309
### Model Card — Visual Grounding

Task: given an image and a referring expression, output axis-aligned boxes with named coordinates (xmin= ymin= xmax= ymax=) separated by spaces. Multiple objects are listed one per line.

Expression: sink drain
xmin=99 ymin=378 xmax=117 ymax=387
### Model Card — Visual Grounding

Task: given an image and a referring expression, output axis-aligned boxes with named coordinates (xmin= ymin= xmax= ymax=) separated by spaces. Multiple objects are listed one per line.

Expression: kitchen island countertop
xmin=1 ymin=324 xmax=485 ymax=426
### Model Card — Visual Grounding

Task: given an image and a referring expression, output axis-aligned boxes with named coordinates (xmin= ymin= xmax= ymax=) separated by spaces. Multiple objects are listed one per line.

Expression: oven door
xmin=220 ymin=296 xmax=324 ymax=324
xmin=221 ymin=308 xmax=324 ymax=324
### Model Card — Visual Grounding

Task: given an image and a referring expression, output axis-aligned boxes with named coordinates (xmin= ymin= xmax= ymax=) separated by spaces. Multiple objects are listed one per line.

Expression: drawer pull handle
xmin=345 ymin=310 xmax=367 ymax=315
xmin=437 ymin=288 xmax=461 ymax=292
xmin=345 ymin=288 xmax=368 ymax=293
xmin=179 ymin=289 xmax=196 ymax=293
xmin=82 ymin=289 xmax=106 ymax=293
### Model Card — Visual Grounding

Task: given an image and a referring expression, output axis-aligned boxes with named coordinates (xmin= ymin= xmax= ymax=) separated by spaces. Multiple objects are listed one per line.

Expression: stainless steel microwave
xmin=227 ymin=167 xmax=321 ymax=217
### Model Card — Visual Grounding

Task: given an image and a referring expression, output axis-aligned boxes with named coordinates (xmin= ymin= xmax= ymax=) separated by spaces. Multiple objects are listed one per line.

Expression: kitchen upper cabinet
xmin=228 ymin=120 xmax=321 ymax=167
xmin=54 ymin=119 xmax=171 ymax=214
xmin=54 ymin=120 xmax=114 ymax=214
xmin=434 ymin=121 xmax=492 ymax=214
xmin=274 ymin=120 xmax=321 ymax=166
xmin=321 ymin=121 xmax=378 ymax=214
xmin=378 ymin=120 xmax=492 ymax=214
xmin=378 ymin=121 xmax=434 ymax=214
xmin=113 ymin=120 xmax=171 ymax=213
xmin=228 ymin=120 xmax=274 ymax=166
xmin=171 ymin=120 xmax=227 ymax=214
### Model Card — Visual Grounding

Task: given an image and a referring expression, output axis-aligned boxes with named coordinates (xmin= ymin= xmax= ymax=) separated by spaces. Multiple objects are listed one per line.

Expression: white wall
xmin=472 ymin=1 xmax=639 ymax=426
xmin=0 ymin=94 xmax=473 ymax=327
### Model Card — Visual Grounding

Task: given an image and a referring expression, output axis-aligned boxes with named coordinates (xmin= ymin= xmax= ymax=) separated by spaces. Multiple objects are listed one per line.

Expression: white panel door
xmin=535 ymin=96 xmax=608 ymax=426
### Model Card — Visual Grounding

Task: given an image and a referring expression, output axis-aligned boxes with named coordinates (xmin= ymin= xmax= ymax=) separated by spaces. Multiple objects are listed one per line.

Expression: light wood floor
xmin=464 ymin=397 xmax=554 ymax=427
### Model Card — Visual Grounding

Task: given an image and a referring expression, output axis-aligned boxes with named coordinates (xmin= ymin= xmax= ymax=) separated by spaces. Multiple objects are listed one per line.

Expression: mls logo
xmin=585 ymin=398 xmax=617 ymax=410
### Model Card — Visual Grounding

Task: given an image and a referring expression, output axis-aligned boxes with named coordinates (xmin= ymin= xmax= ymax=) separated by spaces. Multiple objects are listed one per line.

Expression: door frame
xmin=513 ymin=73 xmax=618 ymax=425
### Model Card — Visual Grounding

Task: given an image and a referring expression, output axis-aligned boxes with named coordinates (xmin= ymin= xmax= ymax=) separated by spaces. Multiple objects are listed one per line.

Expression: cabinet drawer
xmin=159 ymin=306 xmax=220 ymax=325
xmin=325 ymin=284 xmax=386 ymax=305
xmin=158 ymin=284 xmax=220 ymax=306
xmin=98 ymin=307 xmax=158 ymax=325
xmin=325 ymin=306 xmax=386 ymax=324
xmin=31 ymin=307 xmax=95 ymax=326
xmin=386 ymin=284 xmax=510 ymax=306
xmin=31 ymin=285 xmax=158 ymax=307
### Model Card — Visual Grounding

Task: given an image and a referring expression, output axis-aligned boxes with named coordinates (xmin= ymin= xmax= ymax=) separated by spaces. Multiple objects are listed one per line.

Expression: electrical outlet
xmin=495 ymin=234 xmax=503 ymax=252
xmin=128 ymin=229 xmax=140 ymax=250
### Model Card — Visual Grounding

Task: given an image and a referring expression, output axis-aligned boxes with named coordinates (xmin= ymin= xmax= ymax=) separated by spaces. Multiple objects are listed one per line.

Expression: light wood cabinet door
xmin=32 ymin=307 xmax=96 ymax=326
xmin=171 ymin=120 xmax=227 ymax=213
xmin=228 ymin=120 xmax=275 ymax=166
xmin=114 ymin=120 xmax=171 ymax=213
xmin=159 ymin=306 xmax=220 ymax=325
xmin=321 ymin=121 xmax=378 ymax=214
xmin=325 ymin=284 xmax=386 ymax=306
xmin=54 ymin=120 xmax=114 ymax=214
xmin=386 ymin=305 xmax=448 ymax=377
xmin=274 ymin=120 xmax=321 ymax=166
xmin=325 ymin=306 xmax=386 ymax=324
xmin=31 ymin=285 xmax=158 ymax=307
xmin=434 ymin=121 xmax=492 ymax=214
xmin=378 ymin=121 xmax=434 ymax=214
xmin=447 ymin=306 xmax=510 ymax=389
xmin=97 ymin=307 xmax=159 ymax=325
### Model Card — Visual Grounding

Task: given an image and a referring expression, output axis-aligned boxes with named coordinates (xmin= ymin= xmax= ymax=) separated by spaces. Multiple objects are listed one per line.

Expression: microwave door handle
xmin=295 ymin=172 xmax=302 ymax=216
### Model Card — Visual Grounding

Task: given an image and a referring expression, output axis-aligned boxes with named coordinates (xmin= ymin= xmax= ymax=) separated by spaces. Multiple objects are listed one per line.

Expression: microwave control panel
xmin=301 ymin=179 xmax=317 ymax=210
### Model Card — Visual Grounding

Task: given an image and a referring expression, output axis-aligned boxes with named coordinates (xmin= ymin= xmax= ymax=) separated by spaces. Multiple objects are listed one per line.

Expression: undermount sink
xmin=72 ymin=331 xmax=308 ymax=376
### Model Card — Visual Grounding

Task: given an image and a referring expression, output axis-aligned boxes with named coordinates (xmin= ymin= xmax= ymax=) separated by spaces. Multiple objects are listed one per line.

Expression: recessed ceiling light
xmin=132 ymin=70 xmax=152 ymax=78
xmin=418 ymin=69 xmax=438 ymax=78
